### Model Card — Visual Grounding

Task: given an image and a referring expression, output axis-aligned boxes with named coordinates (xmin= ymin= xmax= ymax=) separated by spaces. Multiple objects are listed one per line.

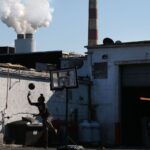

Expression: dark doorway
xmin=121 ymin=86 xmax=150 ymax=146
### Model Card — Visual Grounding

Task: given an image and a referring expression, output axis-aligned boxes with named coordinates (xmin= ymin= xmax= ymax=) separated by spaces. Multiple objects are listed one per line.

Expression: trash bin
xmin=90 ymin=121 xmax=100 ymax=145
xmin=5 ymin=120 xmax=27 ymax=145
xmin=5 ymin=120 xmax=44 ymax=147
xmin=25 ymin=123 xmax=44 ymax=146
xmin=79 ymin=120 xmax=91 ymax=143
xmin=79 ymin=120 xmax=100 ymax=145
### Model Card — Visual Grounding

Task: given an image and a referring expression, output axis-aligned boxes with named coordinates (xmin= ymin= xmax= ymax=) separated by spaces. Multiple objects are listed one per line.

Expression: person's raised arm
xmin=27 ymin=91 xmax=36 ymax=105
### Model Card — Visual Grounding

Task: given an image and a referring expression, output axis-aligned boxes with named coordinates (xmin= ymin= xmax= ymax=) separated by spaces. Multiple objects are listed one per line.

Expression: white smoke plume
xmin=0 ymin=0 xmax=53 ymax=34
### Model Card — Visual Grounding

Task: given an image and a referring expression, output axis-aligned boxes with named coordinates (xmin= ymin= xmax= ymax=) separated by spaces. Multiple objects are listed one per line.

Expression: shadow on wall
xmin=46 ymin=91 xmax=79 ymax=145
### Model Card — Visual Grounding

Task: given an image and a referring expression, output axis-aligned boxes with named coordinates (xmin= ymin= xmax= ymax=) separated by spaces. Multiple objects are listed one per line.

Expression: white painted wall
xmin=0 ymin=69 xmax=52 ymax=131
xmin=0 ymin=68 xmax=53 ymax=145
xmin=0 ymin=66 xmax=88 ymax=137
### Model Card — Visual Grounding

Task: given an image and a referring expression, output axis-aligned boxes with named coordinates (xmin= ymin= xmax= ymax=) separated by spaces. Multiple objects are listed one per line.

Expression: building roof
xmin=0 ymin=51 xmax=63 ymax=69
xmin=0 ymin=63 xmax=26 ymax=70
xmin=86 ymin=40 xmax=150 ymax=50
xmin=0 ymin=64 xmax=49 ymax=80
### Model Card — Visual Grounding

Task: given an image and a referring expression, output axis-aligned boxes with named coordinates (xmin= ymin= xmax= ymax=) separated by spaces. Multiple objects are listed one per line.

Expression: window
xmin=93 ymin=62 xmax=108 ymax=79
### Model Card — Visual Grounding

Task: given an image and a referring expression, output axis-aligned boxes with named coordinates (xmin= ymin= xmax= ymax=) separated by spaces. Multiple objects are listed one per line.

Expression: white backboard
xmin=50 ymin=68 xmax=78 ymax=90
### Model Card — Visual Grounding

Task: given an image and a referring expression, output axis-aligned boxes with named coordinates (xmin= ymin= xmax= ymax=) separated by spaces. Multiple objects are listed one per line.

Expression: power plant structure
xmin=14 ymin=0 xmax=99 ymax=53
xmin=15 ymin=33 xmax=36 ymax=53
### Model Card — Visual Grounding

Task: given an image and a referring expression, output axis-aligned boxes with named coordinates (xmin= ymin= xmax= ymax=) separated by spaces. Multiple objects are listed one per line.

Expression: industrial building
xmin=60 ymin=39 xmax=150 ymax=147
xmin=77 ymin=40 xmax=150 ymax=147
xmin=61 ymin=0 xmax=150 ymax=147
xmin=78 ymin=0 xmax=150 ymax=147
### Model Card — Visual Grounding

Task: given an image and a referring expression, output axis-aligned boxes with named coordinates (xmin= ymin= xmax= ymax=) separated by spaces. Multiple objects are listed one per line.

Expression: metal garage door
xmin=121 ymin=63 xmax=150 ymax=146
xmin=122 ymin=64 xmax=150 ymax=87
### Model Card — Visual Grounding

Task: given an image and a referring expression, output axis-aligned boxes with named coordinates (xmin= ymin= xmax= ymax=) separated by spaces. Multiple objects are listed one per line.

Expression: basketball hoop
xmin=49 ymin=68 xmax=78 ymax=148
xmin=50 ymin=67 xmax=78 ymax=90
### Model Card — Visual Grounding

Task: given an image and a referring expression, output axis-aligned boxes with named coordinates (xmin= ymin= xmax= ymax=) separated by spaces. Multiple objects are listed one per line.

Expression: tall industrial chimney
xmin=88 ymin=0 xmax=98 ymax=47
xmin=15 ymin=33 xmax=36 ymax=53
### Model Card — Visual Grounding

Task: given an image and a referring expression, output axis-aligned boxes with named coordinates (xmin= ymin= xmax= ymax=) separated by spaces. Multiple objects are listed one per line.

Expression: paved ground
xmin=0 ymin=145 xmax=56 ymax=150
xmin=0 ymin=144 xmax=149 ymax=150
xmin=0 ymin=144 xmax=98 ymax=150
xmin=0 ymin=146 xmax=149 ymax=150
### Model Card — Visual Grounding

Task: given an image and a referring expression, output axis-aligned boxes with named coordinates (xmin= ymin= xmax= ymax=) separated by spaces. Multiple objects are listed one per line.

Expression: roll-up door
xmin=122 ymin=64 xmax=150 ymax=87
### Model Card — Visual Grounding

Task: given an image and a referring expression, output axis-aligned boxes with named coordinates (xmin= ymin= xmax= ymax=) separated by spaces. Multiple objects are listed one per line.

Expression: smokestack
xmin=88 ymin=0 xmax=98 ymax=47
xmin=15 ymin=33 xmax=36 ymax=53
xmin=17 ymin=34 xmax=25 ymax=39
xmin=25 ymin=33 xmax=33 ymax=39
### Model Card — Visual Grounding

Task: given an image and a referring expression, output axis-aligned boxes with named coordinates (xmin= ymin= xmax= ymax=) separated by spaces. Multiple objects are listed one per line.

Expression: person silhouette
xmin=27 ymin=91 xmax=57 ymax=134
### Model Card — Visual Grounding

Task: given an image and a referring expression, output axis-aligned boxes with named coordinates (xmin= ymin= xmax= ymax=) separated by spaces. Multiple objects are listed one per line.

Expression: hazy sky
xmin=0 ymin=0 xmax=150 ymax=54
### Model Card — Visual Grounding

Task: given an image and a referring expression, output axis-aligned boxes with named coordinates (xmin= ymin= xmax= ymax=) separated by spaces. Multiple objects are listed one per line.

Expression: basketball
xmin=28 ymin=83 xmax=35 ymax=90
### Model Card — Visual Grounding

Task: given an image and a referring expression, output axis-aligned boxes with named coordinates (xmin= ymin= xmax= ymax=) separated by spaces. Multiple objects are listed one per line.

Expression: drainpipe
xmin=88 ymin=82 xmax=92 ymax=121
